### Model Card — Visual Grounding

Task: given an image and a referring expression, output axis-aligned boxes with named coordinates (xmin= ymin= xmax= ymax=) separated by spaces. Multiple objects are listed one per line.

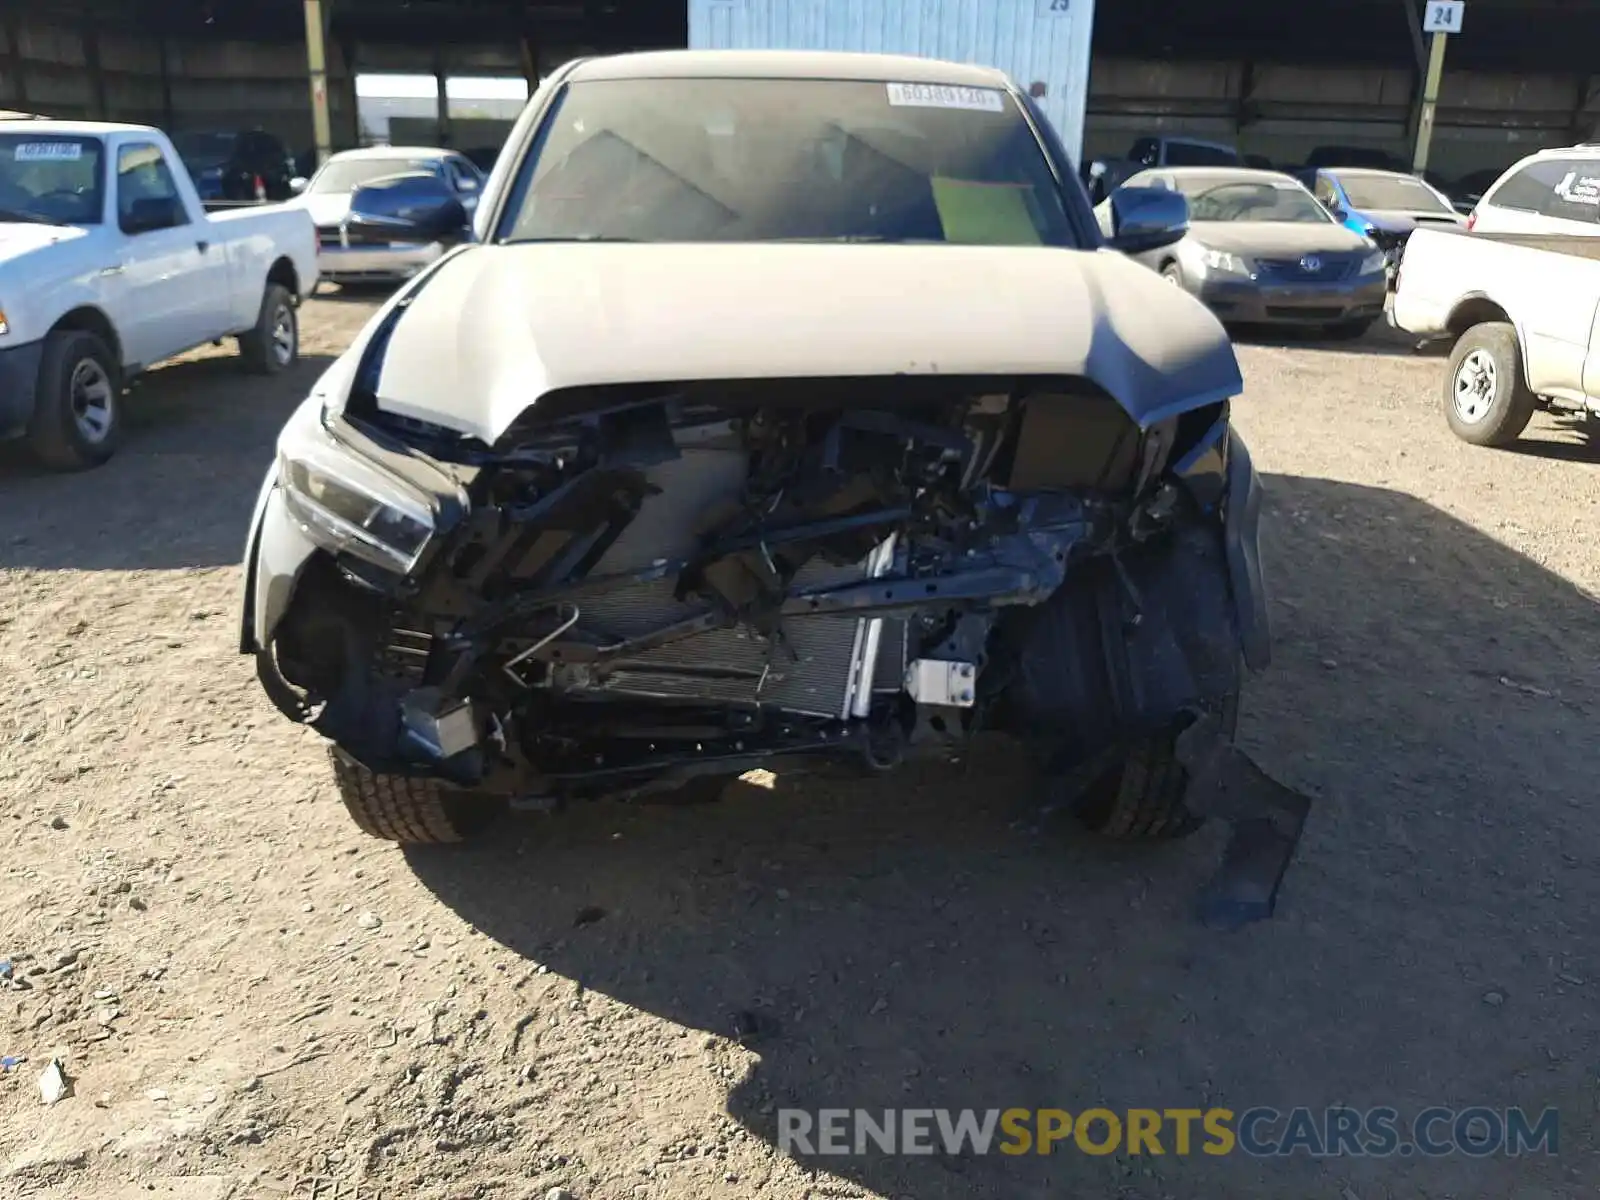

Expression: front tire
xmin=1445 ymin=321 xmax=1537 ymax=447
xmin=328 ymin=749 xmax=504 ymax=845
xmin=26 ymin=329 xmax=122 ymax=471
xmin=1069 ymin=692 xmax=1241 ymax=841
xmin=239 ymin=283 xmax=298 ymax=376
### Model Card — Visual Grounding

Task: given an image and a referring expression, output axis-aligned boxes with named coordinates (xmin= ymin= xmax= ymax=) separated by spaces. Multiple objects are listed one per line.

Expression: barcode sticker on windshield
xmin=886 ymin=82 xmax=1004 ymax=112
xmin=14 ymin=142 xmax=82 ymax=162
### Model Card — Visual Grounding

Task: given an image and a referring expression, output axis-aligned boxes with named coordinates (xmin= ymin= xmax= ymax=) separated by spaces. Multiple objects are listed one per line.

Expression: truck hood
xmin=0 ymin=221 xmax=89 ymax=267
xmin=1187 ymin=221 xmax=1371 ymax=257
xmin=368 ymin=242 xmax=1243 ymax=444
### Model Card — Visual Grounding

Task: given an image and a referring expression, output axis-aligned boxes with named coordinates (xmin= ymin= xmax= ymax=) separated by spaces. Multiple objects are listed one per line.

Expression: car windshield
xmin=1337 ymin=174 xmax=1452 ymax=213
xmin=171 ymin=132 xmax=238 ymax=169
xmin=0 ymin=133 xmax=104 ymax=224
xmin=499 ymin=77 xmax=1077 ymax=246
xmin=1177 ymin=178 xmax=1332 ymax=224
xmin=311 ymin=157 xmax=442 ymax=194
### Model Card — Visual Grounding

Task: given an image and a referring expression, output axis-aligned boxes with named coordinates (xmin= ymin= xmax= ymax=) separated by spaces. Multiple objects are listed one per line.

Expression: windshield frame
xmin=1334 ymin=172 xmax=1454 ymax=214
xmin=486 ymin=72 xmax=1101 ymax=250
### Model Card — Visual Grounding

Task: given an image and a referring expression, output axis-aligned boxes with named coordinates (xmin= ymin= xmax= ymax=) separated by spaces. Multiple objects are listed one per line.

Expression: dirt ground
xmin=3 ymin=296 xmax=1599 ymax=1200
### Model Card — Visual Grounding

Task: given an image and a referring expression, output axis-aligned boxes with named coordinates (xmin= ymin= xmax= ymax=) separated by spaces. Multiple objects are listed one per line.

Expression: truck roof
xmin=567 ymin=48 xmax=1010 ymax=88
xmin=0 ymin=119 xmax=158 ymax=137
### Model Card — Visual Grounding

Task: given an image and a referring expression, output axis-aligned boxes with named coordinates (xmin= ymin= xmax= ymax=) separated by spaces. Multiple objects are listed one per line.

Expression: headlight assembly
xmin=1359 ymin=249 xmax=1388 ymax=276
xmin=277 ymin=408 xmax=436 ymax=574
xmin=1201 ymin=248 xmax=1252 ymax=276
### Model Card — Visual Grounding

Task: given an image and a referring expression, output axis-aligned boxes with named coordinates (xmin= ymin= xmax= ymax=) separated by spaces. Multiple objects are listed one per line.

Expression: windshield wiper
xmin=0 ymin=208 xmax=64 ymax=226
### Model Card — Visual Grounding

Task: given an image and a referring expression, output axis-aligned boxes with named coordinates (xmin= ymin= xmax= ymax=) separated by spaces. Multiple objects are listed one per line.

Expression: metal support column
xmin=1411 ymin=30 xmax=1448 ymax=175
xmin=1401 ymin=0 xmax=1429 ymax=142
xmin=303 ymin=0 xmax=333 ymax=168
xmin=157 ymin=37 xmax=174 ymax=130
xmin=433 ymin=45 xmax=451 ymax=147
xmin=3 ymin=15 xmax=28 ymax=111
xmin=1236 ymin=60 xmax=1255 ymax=134
xmin=83 ymin=26 xmax=108 ymax=120
xmin=338 ymin=34 xmax=361 ymax=149
xmin=516 ymin=0 xmax=539 ymax=93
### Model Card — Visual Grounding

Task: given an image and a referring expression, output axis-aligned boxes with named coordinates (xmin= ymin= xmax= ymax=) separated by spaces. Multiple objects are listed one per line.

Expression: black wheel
xmin=1070 ymin=691 xmax=1241 ymax=841
xmin=239 ymin=283 xmax=298 ymax=375
xmin=1324 ymin=318 xmax=1374 ymax=340
xmin=1444 ymin=321 xmax=1537 ymax=447
xmin=328 ymin=748 xmax=504 ymax=845
xmin=1160 ymin=261 xmax=1184 ymax=286
xmin=26 ymin=329 xmax=122 ymax=471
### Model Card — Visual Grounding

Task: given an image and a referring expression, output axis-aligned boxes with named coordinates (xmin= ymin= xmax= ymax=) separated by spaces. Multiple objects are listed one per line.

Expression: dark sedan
xmin=1099 ymin=167 xmax=1390 ymax=338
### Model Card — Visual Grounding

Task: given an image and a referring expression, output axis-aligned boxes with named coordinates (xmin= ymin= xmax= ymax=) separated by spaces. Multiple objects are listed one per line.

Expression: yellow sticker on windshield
xmin=931 ymin=178 xmax=1042 ymax=246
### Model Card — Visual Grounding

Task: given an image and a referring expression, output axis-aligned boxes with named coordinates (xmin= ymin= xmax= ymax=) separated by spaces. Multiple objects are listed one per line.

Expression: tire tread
xmin=328 ymin=749 xmax=495 ymax=844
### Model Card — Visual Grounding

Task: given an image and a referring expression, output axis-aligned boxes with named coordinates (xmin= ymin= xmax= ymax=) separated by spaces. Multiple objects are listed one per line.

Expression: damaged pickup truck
xmin=238 ymin=50 xmax=1272 ymax=846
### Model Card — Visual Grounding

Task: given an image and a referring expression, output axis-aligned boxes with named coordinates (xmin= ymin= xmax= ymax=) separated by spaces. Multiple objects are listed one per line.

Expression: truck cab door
xmin=112 ymin=141 xmax=230 ymax=364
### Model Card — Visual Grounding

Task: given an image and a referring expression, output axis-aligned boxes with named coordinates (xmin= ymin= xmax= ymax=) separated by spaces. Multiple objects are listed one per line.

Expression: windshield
xmin=171 ymin=132 xmax=237 ymax=169
xmin=1176 ymin=178 xmax=1332 ymax=224
xmin=499 ymin=77 xmax=1077 ymax=246
xmin=1337 ymin=174 xmax=1452 ymax=213
xmin=311 ymin=157 xmax=442 ymax=194
xmin=0 ymin=134 xmax=104 ymax=224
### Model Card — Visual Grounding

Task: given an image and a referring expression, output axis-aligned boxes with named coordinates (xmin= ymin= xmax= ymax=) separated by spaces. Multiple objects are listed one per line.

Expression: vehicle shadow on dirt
xmin=0 ymin=353 xmax=335 ymax=570
xmin=1230 ymin=323 xmax=1444 ymax=360
xmin=1502 ymin=420 xmax=1600 ymax=464
xmin=406 ymin=474 xmax=1600 ymax=1199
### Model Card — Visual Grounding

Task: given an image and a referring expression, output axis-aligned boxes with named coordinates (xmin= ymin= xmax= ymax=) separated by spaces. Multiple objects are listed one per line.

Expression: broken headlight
xmin=277 ymin=411 xmax=435 ymax=574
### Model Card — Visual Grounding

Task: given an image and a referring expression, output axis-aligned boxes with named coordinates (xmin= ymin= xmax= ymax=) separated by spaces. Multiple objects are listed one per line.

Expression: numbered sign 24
xmin=1423 ymin=0 xmax=1464 ymax=34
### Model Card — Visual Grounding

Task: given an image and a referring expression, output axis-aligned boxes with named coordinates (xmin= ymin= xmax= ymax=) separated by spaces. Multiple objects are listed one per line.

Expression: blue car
xmin=1296 ymin=167 xmax=1466 ymax=283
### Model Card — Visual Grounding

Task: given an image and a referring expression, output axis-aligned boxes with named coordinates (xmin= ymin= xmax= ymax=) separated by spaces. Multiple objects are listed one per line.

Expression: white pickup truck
xmin=0 ymin=121 xmax=318 ymax=469
xmin=1391 ymin=225 xmax=1600 ymax=447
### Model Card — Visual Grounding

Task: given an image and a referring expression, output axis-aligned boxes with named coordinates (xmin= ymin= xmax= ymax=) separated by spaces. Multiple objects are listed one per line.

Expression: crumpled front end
xmin=241 ymin=358 xmax=1269 ymax=806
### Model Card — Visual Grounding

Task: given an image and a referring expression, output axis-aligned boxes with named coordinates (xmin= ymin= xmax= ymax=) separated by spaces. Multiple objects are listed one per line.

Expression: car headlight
xmin=1360 ymin=249 xmax=1388 ymax=275
xmin=0 ymin=308 xmax=8 ymax=336
xmin=1201 ymin=248 xmax=1251 ymax=276
xmin=277 ymin=410 xmax=435 ymax=574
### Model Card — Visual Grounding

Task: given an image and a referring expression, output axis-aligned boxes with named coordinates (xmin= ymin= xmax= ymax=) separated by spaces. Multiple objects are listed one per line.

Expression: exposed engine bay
xmin=258 ymin=373 xmax=1258 ymax=807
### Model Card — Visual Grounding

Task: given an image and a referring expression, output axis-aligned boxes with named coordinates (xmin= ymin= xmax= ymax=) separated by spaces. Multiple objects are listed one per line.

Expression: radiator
xmin=566 ymin=443 xmax=884 ymax=719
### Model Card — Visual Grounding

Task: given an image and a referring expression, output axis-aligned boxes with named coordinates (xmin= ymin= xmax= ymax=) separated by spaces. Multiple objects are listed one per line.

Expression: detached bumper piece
xmin=1176 ymin=713 xmax=1312 ymax=930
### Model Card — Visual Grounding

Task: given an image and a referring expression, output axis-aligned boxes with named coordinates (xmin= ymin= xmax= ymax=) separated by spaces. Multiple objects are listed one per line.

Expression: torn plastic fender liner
xmin=1222 ymin=429 xmax=1271 ymax=672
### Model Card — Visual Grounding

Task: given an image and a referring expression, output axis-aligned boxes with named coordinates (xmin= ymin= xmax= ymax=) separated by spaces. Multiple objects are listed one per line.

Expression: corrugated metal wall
xmin=688 ymin=0 xmax=1096 ymax=158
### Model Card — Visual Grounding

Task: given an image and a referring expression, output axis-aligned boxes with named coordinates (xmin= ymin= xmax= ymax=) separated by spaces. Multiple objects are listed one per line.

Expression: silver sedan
xmin=1098 ymin=167 xmax=1390 ymax=339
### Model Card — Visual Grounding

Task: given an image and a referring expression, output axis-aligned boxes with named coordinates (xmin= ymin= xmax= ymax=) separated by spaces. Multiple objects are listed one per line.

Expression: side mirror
xmin=289 ymin=176 xmax=309 ymax=194
xmin=1104 ymin=185 xmax=1189 ymax=255
xmin=347 ymin=173 xmax=472 ymax=245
